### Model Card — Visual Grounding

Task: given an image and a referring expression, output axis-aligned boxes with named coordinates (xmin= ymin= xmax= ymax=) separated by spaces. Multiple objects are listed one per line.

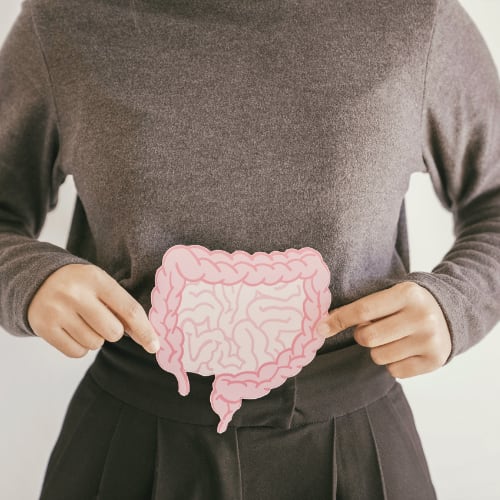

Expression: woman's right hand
xmin=27 ymin=263 xmax=160 ymax=358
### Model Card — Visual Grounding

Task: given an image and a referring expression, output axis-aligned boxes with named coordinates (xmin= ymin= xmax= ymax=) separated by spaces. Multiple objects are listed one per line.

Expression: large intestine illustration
xmin=148 ymin=244 xmax=331 ymax=433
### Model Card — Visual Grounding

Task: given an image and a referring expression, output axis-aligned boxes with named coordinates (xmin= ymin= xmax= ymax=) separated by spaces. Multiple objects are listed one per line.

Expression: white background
xmin=1 ymin=1 xmax=499 ymax=499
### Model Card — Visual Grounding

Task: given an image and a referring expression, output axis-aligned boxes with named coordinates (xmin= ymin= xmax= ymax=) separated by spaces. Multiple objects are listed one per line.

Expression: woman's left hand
xmin=315 ymin=281 xmax=452 ymax=378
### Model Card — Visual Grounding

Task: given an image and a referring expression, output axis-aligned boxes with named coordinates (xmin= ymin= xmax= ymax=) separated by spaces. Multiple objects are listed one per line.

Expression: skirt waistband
xmin=88 ymin=336 xmax=397 ymax=430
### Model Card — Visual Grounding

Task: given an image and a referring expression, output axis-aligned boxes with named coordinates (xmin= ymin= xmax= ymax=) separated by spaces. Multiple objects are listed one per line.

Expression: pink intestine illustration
xmin=148 ymin=244 xmax=331 ymax=433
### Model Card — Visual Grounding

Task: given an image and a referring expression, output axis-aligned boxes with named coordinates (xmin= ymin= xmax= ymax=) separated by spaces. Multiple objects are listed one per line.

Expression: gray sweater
xmin=1 ymin=0 xmax=500 ymax=366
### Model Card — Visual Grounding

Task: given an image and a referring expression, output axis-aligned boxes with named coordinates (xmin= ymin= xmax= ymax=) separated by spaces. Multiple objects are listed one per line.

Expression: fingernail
xmin=147 ymin=338 xmax=161 ymax=353
xmin=316 ymin=320 xmax=331 ymax=337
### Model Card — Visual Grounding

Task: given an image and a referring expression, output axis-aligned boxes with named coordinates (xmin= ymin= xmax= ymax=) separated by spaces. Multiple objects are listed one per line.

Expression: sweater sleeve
xmin=385 ymin=0 xmax=500 ymax=364
xmin=0 ymin=1 xmax=93 ymax=338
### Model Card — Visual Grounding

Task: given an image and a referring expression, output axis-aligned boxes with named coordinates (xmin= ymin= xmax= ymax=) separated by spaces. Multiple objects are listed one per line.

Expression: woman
xmin=1 ymin=0 xmax=499 ymax=498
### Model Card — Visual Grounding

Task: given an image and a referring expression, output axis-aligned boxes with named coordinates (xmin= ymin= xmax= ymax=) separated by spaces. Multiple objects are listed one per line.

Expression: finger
xmin=60 ymin=312 xmax=106 ymax=351
xmin=95 ymin=276 xmax=159 ymax=353
xmin=317 ymin=284 xmax=408 ymax=337
xmin=385 ymin=355 xmax=435 ymax=379
xmin=353 ymin=310 xmax=416 ymax=348
xmin=42 ymin=325 xmax=90 ymax=358
xmin=75 ymin=295 xmax=125 ymax=342
xmin=369 ymin=334 xmax=426 ymax=366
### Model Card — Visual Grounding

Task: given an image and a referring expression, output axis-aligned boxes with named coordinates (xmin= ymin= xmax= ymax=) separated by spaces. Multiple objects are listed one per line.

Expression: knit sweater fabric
xmin=1 ymin=0 xmax=500 ymax=365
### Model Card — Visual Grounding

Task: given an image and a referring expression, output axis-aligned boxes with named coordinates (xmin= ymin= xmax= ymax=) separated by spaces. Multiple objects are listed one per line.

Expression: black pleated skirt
xmin=38 ymin=335 xmax=437 ymax=500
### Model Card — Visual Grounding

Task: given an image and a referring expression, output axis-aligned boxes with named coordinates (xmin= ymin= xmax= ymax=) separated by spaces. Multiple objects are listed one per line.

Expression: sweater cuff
xmin=3 ymin=243 xmax=94 ymax=338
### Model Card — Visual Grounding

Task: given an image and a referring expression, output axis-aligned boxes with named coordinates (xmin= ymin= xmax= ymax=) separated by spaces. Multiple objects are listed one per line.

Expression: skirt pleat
xmin=95 ymin=401 xmax=158 ymax=499
xmin=235 ymin=421 xmax=334 ymax=500
xmin=334 ymin=407 xmax=387 ymax=499
xmin=331 ymin=417 xmax=338 ymax=499
xmin=332 ymin=382 xmax=437 ymax=500
xmin=39 ymin=373 xmax=124 ymax=499
xmin=152 ymin=418 xmax=242 ymax=500
xmin=365 ymin=407 xmax=389 ymax=500
xmin=361 ymin=383 xmax=438 ymax=500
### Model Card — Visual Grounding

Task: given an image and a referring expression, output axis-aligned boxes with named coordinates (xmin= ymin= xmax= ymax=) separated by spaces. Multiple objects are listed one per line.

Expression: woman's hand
xmin=27 ymin=263 xmax=160 ymax=358
xmin=315 ymin=281 xmax=452 ymax=378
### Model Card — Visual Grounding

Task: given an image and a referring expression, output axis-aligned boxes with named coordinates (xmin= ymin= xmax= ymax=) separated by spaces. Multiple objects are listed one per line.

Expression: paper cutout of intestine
xmin=148 ymin=244 xmax=332 ymax=434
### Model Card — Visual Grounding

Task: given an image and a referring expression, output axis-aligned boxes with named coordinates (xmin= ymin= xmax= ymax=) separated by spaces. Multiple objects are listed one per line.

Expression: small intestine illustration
xmin=148 ymin=244 xmax=332 ymax=433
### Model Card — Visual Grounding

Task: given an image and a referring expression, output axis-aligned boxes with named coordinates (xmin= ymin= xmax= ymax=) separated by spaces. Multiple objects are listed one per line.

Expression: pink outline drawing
xmin=148 ymin=244 xmax=331 ymax=433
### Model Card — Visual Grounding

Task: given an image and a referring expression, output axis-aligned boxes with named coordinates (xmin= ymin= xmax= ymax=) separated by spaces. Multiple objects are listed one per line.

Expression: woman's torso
xmin=32 ymin=0 xmax=435 ymax=356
